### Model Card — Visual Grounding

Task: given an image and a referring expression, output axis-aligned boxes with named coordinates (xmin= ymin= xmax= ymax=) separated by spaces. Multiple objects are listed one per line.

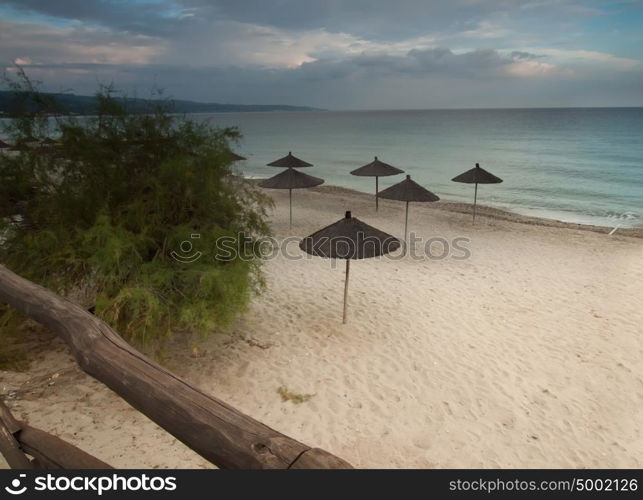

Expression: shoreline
xmin=307 ymin=184 xmax=643 ymax=238
xmin=247 ymin=179 xmax=643 ymax=236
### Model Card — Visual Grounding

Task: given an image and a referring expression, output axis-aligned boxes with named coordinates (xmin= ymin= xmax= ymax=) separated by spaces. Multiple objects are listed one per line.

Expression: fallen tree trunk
xmin=0 ymin=265 xmax=351 ymax=469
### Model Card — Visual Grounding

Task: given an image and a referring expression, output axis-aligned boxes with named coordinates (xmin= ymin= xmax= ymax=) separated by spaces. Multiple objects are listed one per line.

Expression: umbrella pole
xmin=375 ymin=176 xmax=379 ymax=211
xmin=473 ymin=182 xmax=478 ymax=224
xmin=342 ymin=259 xmax=350 ymax=324
xmin=289 ymin=188 xmax=293 ymax=229
xmin=404 ymin=201 xmax=409 ymax=253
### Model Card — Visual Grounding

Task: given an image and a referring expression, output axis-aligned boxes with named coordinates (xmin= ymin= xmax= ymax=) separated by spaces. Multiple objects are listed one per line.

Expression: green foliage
xmin=0 ymin=69 xmax=272 ymax=347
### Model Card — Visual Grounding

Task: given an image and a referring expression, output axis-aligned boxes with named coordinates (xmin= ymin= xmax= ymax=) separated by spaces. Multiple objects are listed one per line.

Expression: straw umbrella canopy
xmin=37 ymin=137 xmax=61 ymax=154
xmin=0 ymin=139 xmax=11 ymax=149
xmin=378 ymin=174 xmax=439 ymax=243
xmin=350 ymin=156 xmax=404 ymax=211
xmin=451 ymin=163 xmax=503 ymax=223
xmin=226 ymin=150 xmax=246 ymax=161
xmin=300 ymin=210 xmax=400 ymax=323
xmin=259 ymin=167 xmax=324 ymax=228
xmin=267 ymin=151 xmax=313 ymax=168
xmin=8 ymin=136 xmax=39 ymax=152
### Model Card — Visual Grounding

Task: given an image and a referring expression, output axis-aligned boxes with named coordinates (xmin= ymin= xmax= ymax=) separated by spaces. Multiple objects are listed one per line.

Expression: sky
xmin=1 ymin=0 xmax=642 ymax=109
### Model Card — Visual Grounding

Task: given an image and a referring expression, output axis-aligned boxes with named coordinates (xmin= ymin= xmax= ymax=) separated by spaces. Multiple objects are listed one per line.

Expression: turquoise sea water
xmin=199 ymin=108 xmax=643 ymax=228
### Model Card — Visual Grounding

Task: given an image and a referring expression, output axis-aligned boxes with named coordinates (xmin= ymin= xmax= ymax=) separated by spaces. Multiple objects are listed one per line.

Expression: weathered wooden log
xmin=0 ymin=410 xmax=33 ymax=469
xmin=0 ymin=265 xmax=351 ymax=469
xmin=0 ymin=400 xmax=22 ymax=435
xmin=18 ymin=426 xmax=113 ymax=469
xmin=0 ymin=400 xmax=112 ymax=469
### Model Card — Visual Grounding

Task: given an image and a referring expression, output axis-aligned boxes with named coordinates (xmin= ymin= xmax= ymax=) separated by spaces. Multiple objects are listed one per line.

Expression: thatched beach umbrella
xmin=452 ymin=163 xmax=503 ymax=223
xmin=267 ymin=151 xmax=313 ymax=168
xmin=8 ymin=136 xmax=38 ymax=152
xmin=38 ymin=137 xmax=61 ymax=154
xmin=227 ymin=150 xmax=246 ymax=162
xmin=350 ymin=156 xmax=404 ymax=211
xmin=0 ymin=139 xmax=11 ymax=149
xmin=378 ymin=174 xmax=440 ymax=243
xmin=259 ymin=167 xmax=324 ymax=228
xmin=300 ymin=211 xmax=401 ymax=323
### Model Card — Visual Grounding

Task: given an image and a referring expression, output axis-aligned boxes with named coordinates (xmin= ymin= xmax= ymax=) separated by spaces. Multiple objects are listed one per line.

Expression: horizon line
xmin=314 ymin=105 xmax=643 ymax=112
xmin=200 ymin=105 xmax=643 ymax=113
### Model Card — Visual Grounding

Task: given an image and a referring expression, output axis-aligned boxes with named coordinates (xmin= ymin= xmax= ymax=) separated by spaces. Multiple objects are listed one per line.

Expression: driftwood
xmin=0 ymin=265 xmax=351 ymax=469
xmin=0 ymin=401 xmax=111 ymax=469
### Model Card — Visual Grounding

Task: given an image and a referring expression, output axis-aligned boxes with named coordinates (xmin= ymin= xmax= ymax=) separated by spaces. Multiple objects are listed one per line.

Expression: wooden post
xmin=342 ymin=259 xmax=350 ymax=324
xmin=404 ymin=201 xmax=409 ymax=243
xmin=375 ymin=176 xmax=379 ymax=211
xmin=473 ymin=182 xmax=478 ymax=224
xmin=289 ymin=188 xmax=293 ymax=229
xmin=0 ymin=265 xmax=352 ymax=469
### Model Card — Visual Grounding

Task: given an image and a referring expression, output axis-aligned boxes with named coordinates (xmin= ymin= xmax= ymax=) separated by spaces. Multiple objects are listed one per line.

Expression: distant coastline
xmin=0 ymin=91 xmax=323 ymax=116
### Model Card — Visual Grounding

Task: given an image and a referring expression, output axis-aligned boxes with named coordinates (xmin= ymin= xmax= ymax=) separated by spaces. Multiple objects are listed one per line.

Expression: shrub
xmin=0 ymin=69 xmax=272 ymax=348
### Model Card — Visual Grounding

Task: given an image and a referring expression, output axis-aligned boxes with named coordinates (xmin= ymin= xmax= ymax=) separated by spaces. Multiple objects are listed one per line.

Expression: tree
xmin=0 ymin=69 xmax=272 ymax=346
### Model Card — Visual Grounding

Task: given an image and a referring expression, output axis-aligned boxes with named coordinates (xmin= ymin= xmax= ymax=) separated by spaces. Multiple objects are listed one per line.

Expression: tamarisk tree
xmin=0 ymin=70 xmax=271 ymax=345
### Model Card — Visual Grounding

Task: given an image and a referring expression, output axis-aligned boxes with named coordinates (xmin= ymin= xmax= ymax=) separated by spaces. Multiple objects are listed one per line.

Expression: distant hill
xmin=0 ymin=91 xmax=323 ymax=115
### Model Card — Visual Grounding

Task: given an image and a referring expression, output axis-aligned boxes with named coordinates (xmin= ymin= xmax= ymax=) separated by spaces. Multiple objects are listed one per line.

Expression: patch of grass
xmin=0 ymin=314 xmax=55 ymax=372
xmin=277 ymin=385 xmax=315 ymax=404
xmin=0 ymin=343 xmax=29 ymax=371
xmin=0 ymin=322 xmax=30 ymax=372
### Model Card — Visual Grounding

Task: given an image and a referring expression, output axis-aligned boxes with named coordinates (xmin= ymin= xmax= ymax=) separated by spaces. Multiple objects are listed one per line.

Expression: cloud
xmin=0 ymin=0 xmax=641 ymax=108
xmin=8 ymin=53 xmax=643 ymax=110
xmin=0 ymin=0 xmax=189 ymax=36
xmin=182 ymin=0 xmax=599 ymax=41
xmin=292 ymin=47 xmax=562 ymax=81
xmin=510 ymin=51 xmax=546 ymax=61
xmin=505 ymin=60 xmax=564 ymax=77
xmin=1 ymin=0 xmax=604 ymax=43
xmin=458 ymin=21 xmax=512 ymax=40
xmin=0 ymin=21 xmax=164 ymax=66
xmin=534 ymin=48 xmax=641 ymax=72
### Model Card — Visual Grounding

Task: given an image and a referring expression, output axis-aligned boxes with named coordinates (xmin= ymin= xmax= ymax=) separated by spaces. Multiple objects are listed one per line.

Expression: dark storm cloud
xmin=2 ymin=0 xmax=599 ymax=41
xmin=183 ymin=0 xmax=589 ymax=40
xmin=6 ymin=0 xmax=506 ymax=36
xmin=187 ymin=0 xmax=488 ymax=37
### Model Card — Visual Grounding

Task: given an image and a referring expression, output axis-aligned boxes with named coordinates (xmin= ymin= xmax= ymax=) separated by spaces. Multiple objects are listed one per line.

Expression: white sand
xmin=1 ymin=186 xmax=642 ymax=468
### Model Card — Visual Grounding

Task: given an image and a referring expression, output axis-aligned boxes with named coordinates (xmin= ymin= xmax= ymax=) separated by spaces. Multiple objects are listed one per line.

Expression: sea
xmin=197 ymin=108 xmax=643 ymax=229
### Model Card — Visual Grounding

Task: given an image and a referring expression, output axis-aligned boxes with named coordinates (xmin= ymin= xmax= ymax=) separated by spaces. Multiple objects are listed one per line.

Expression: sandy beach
xmin=1 ymin=185 xmax=642 ymax=469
